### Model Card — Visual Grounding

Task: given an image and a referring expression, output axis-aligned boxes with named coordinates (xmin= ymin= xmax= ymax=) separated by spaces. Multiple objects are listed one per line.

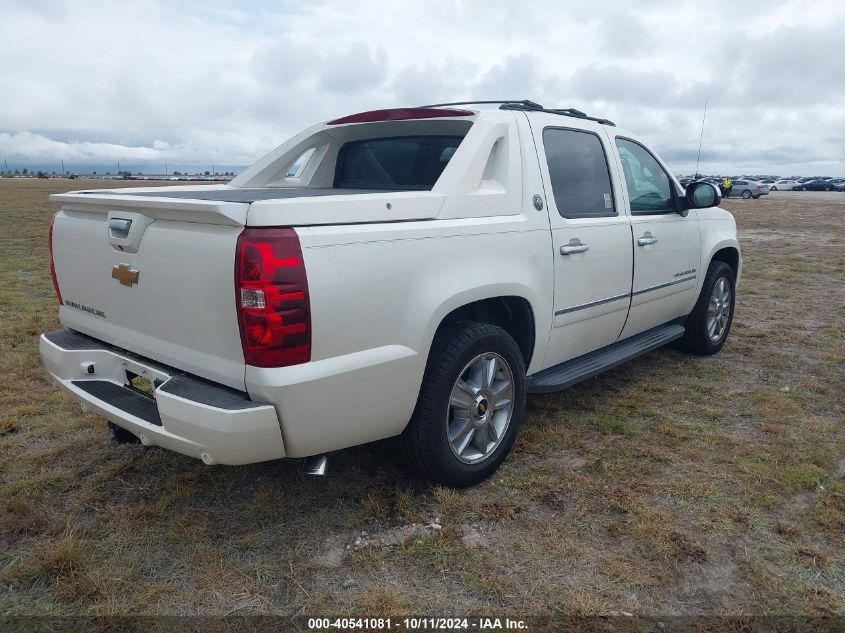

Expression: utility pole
xmin=4 ymin=159 xmax=7 ymax=173
xmin=165 ymin=162 xmax=168 ymax=175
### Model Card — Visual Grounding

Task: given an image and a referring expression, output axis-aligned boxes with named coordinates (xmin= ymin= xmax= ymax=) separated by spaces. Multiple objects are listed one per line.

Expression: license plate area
xmin=118 ymin=358 xmax=169 ymax=401
xmin=125 ymin=371 xmax=158 ymax=399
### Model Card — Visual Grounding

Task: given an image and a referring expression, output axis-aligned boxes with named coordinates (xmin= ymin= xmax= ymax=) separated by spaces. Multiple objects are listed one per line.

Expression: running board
xmin=527 ymin=323 xmax=686 ymax=394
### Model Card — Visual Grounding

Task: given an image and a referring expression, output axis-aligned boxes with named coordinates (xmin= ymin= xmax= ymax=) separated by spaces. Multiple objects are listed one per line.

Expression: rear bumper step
xmin=73 ymin=380 xmax=162 ymax=426
xmin=41 ymin=329 xmax=286 ymax=465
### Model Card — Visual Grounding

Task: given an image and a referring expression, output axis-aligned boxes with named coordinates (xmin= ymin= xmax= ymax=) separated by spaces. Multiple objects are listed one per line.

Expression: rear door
xmin=530 ymin=118 xmax=634 ymax=368
xmin=609 ymin=136 xmax=700 ymax=339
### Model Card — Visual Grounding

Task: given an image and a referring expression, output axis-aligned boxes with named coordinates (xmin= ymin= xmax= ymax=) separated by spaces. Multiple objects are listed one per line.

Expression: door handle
xmin=108 ymin=218 xmax=132 ymax=239
xmin=560 ymin=243 xmax=589 ymax=255
xmin=637 ymin=235 xmax=658 ymax=246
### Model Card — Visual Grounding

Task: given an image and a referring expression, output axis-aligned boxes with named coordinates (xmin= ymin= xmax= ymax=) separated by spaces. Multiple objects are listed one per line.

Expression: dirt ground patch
xmin=0 ymin=180 xmax=843 ymax=616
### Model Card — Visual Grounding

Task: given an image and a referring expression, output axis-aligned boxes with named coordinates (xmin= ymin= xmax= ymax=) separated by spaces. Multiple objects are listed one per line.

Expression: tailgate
xmin=50 ymin=193 xmax=248 ymax=390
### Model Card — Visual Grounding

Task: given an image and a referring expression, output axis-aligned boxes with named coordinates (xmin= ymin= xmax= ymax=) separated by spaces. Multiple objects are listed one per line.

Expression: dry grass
xmin=0 ymin=179 xmax=843 ymax=616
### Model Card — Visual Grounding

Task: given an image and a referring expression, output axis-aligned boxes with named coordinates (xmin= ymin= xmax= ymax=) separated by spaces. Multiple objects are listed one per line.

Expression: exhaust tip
xmin=304 ymin=454 xmax=328 ymax=476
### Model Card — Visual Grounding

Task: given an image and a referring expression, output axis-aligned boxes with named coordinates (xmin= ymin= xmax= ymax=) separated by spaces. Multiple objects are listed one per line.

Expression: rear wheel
xmin=741 ymin=190 xmax=752 ymax=199
xmin=401 ymin=321 xmax=526 ymax=487
xmin=682 ymin=261 xmax=736 ymax=355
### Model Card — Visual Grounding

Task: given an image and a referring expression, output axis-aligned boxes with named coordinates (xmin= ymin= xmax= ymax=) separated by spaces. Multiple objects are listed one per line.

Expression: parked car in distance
xmin=731 ymin=179 xmax=770 ymax=199
xmin=769 ymin=179 xmax=797 ymax=191
xmin=794 ymin=179 xmax=837 ymax=191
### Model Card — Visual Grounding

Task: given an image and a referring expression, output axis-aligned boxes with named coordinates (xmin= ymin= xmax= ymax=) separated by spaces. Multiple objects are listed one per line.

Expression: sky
xmin=1 ymin=0 xmax=844 ymax=176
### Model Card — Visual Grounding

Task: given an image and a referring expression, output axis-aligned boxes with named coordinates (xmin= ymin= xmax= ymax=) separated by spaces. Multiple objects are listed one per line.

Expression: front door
xmin=610 ymin=136 xmax=701 ymax=338
xmin=532 ymin=121 xmax=634 ymax=369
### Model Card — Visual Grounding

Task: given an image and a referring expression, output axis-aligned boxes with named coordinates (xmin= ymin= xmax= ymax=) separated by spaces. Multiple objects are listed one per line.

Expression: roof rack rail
xmin=419 ymin=99 xmax=615 ymax=126
xmin=500 ymin=102 xmax=615 ymax=126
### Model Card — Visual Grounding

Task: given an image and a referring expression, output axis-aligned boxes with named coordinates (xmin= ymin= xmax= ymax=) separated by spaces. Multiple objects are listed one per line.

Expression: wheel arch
xmin=711 ymin=245 xmax=740 ymax=279
xmin=687 ymin=225 xmax=742 ymax=316
xmin=436 ymin=295 xmax=536 ymax=369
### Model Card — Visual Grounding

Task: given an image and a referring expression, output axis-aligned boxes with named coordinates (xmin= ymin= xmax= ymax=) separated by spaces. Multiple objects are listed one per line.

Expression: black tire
xmin=682 ymin=261 xmax=736 ymax=355
xmin=752 ymin=195 xmax=760 ymax=199
xmin=108 ymin=421 xmax=139 ymax=444
xmin=770 ymin=186 xmax=777 ymax=191
xmin=741 ymin=190 xmax=752 ymax=199
xmin=401 ymin=321 xmax=526 ymax=488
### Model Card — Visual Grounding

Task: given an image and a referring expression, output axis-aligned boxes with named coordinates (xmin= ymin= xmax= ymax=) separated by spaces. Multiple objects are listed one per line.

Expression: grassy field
xmin=0 ymin=178 xmax=843 ymax=618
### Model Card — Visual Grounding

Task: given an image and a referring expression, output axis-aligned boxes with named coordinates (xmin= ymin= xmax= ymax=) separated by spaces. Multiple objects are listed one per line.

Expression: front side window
xmin=542 ymin=128 xmax=616 ymax=219
xmin=335 ymin=135 xmax=464 ymax=190
xmin=615 ymin=138 xmax=675 ymax=214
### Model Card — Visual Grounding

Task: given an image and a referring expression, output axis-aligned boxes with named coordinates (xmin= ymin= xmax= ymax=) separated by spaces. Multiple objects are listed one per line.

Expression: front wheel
xmin=770 ymin=186 xmax=777 ymax=191
xmin=741 ymin=190 xmax=752 ymax=199
xmin=401 ymin=321 xmax=526 ymax=487
xmin=682 ymin=261 xmax=736 ymax=355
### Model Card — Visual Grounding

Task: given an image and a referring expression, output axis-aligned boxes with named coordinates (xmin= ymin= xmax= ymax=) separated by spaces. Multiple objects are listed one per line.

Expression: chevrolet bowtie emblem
xmin=112 ymin=263 xmax=140 ymax=286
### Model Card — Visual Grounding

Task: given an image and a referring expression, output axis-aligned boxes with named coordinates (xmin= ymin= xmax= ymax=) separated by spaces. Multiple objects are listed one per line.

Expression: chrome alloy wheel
xmin=446 ymin=352 xmax=515 ymax=464
xmin=707 ymin=277 xmax=731 ymax=342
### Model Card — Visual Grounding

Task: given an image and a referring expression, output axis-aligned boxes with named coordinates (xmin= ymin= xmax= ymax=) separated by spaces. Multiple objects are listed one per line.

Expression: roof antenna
xmin=694 ymin=99 xmax=708 ymax=179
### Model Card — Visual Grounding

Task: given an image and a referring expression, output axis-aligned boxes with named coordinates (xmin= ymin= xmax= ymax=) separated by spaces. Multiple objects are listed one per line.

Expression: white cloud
xmin=0 ymin=0 xmax=843 ymax=175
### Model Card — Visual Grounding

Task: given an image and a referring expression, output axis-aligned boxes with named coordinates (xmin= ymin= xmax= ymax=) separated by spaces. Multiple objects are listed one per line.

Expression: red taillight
xmin=235 ymin=228 xmax=311 ymax=368
xmin=48 ymin=212 xmax=63 ymax=305
xmin=326 ymin=107 xmax=474 ymax=125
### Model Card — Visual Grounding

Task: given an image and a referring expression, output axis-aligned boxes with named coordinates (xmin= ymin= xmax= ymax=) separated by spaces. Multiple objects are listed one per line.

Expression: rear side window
xmin=542 ymin=128 xmax=616 ymax=219
xmin=335 ymin=135 xmax=464 ymax=190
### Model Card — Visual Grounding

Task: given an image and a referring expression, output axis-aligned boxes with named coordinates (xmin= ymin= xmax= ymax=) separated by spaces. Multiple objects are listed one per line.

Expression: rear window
xmin=334 ymin=135 xmax=464 ymax=190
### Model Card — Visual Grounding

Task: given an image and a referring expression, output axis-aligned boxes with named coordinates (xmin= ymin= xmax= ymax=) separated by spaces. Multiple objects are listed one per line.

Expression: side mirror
xmin=681 ymin=181 xmax=721 ymax=214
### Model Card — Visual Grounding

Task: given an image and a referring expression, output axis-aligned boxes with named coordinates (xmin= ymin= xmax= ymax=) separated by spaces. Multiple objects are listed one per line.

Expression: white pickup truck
xmin=41 ymin=100 xmax=740 ymax=487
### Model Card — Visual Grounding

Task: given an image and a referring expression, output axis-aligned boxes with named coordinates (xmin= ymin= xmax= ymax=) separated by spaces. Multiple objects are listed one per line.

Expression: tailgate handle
xmin=108 ymin=218 xmax=132 ymax=239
